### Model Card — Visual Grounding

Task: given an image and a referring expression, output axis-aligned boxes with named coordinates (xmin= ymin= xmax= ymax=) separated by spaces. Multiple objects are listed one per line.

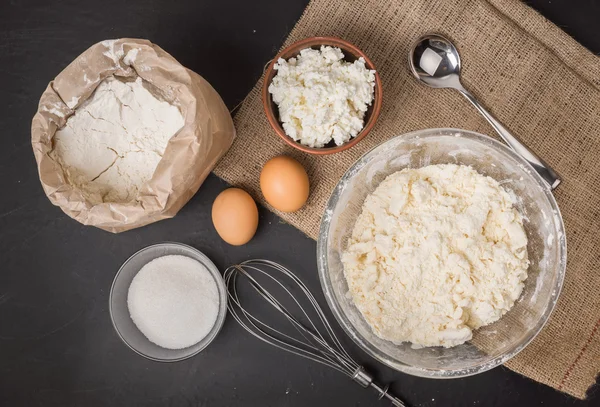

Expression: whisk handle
xmin=352 ymin=366 xmax=373 ymax=388
xmin=352 ymin=367 xmax=407 ymax=407
xmin=375 ymin=384 xmax=407 ymax=407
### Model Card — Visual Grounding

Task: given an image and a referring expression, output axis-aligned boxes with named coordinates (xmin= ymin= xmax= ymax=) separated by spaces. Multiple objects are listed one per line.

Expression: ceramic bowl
xmin=262 ymin=36 xmax=383 ymax=155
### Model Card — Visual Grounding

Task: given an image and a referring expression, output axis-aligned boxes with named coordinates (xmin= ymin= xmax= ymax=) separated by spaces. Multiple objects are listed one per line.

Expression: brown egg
xmin=260 ymin=156 xmax=310 ymax=212
xmin=211 ymin=188 xmax=259 ymax=246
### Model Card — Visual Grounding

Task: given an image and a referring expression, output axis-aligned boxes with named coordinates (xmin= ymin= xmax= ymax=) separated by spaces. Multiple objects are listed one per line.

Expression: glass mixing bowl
xmin=317 ymin=128 xmax=566 ymax=378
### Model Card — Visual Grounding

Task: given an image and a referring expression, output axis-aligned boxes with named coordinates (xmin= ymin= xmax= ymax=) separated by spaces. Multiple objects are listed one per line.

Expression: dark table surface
xmin=1 ymin=1 xmax=599 ymax=406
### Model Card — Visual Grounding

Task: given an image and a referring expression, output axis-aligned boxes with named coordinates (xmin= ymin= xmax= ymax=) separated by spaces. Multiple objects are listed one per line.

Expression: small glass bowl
xmin=317 ymin=128 xmax=567 ymax=378
xmin=109 ymin=242 xmax=227 ymax=362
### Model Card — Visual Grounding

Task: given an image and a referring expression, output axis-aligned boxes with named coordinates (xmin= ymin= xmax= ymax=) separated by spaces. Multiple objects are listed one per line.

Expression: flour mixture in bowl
xmin=342 ymin=164 xmax=529 ymax=348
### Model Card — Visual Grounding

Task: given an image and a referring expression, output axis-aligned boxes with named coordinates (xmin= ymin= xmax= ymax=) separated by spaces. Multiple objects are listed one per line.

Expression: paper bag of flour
xmin=31 ymin=39 xmax=235 ymax=233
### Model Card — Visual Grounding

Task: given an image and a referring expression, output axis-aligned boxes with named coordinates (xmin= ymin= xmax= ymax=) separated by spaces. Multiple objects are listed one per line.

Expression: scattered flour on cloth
xmin=51 ymin=76 xmax=184 ymax=204
xmin=342 ymin=164 xmax=529 ymax=348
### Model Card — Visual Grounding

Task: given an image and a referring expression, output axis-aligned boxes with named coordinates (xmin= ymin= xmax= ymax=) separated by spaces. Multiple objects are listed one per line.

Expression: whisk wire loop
xmin=225 ymin=267 xmax=350 ymax=374
xmin=224 ymin=259 xmax=407 ymax=407
xmin=232 ymin=261 xmax=358 ymax=373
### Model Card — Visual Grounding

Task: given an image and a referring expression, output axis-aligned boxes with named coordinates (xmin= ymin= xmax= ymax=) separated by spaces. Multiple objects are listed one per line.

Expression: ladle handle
xmin=457 ymin=87 xmax=561 ymax=190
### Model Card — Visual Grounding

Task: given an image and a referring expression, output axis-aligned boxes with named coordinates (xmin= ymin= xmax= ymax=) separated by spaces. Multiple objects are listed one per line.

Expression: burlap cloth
xmin=214 ymin=0 xmax=600 ymax=399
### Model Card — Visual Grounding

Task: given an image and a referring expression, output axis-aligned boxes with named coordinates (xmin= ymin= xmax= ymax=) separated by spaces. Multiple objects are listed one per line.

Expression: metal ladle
xmin=409 ymin=34 xmax=561 ymax=190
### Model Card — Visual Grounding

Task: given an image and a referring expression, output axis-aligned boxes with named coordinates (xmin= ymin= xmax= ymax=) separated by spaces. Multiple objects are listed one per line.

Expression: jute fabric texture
xmin=214 ymin=0 xmax=600 ymax=398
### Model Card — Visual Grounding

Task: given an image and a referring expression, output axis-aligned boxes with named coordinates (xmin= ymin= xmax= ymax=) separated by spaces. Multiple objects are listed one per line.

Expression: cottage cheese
xmin=268 ymin=46 xmax=376 ymax=148
xmin=342 ymin=164 xmax=529 ymax=348
xmin=51 ymin=76 xmax=184 ymax=204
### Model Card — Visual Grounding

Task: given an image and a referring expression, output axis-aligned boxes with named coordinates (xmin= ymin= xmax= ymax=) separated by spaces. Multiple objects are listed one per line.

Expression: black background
xmin=1 ymin=0 xmax=599 ymax=406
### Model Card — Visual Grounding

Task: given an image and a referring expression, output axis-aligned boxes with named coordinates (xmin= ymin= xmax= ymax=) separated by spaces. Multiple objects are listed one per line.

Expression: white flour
xmin=127 ymin=255 xmax=219 ymax=350
xmin=342 ymin=164 xmax=529 ymax=348
xmin=51 ymin=76 xmax=184 ymax=204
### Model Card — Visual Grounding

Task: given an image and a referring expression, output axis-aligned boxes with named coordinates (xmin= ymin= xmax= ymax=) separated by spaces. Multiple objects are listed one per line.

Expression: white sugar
xmin=127 ymin=255 xmax=219 ymax=349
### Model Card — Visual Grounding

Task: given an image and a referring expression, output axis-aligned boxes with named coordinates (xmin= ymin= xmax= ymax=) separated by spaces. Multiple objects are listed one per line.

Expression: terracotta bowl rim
xmin=262 ymin=36 xmax=383 ymax=156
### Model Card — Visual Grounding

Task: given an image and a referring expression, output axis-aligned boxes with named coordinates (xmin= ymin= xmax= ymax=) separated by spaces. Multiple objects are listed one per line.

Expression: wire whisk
xmin=224 ymin=259 xmax=406 ymax=407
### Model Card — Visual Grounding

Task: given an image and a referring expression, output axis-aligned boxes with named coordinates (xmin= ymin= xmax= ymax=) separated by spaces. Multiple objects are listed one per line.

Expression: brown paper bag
xmin=31 ymin=39 xmax=235 ymax=233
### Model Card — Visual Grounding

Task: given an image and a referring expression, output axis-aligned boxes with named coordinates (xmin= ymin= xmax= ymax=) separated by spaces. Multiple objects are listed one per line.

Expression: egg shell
xmin=260 ymin=156 xmax=309 ymax=212
xmin=211 ymin=188 xmax=259 ymax=246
